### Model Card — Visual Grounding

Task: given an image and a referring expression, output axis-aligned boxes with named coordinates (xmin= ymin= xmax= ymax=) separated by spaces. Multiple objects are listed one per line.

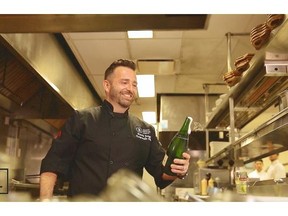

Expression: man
xmin=266 ymin=153 xmax=286 ymax=180
xmin=248 ymin=159 xmax=268 ymax=180
xmin=39 ymin=59 xmax=190 ymax=200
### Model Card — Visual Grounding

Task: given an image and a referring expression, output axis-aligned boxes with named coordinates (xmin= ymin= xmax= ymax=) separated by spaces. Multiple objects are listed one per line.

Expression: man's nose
xmin=127 ymin=82 xmax=136 ymax=92
xmin=126 ymin=83 xmax=133 ymax=91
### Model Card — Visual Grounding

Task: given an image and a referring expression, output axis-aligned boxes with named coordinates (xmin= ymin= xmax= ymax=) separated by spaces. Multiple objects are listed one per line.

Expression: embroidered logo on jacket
xmin=135 ymin=126 xmax=151 ymax=141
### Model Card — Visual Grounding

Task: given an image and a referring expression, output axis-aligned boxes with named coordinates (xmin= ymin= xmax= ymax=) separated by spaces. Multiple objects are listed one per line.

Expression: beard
xmin=109 ymin=87 xmax=135 ymax=109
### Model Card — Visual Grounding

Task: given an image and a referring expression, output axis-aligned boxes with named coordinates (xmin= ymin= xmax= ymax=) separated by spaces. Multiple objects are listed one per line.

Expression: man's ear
xmin=103 ymin=80 xmax=110 ymax=92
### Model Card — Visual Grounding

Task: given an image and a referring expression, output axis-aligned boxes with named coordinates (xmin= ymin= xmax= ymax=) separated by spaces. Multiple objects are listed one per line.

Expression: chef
xmin=266 ymin=153 xmax=286 ymax=180
xmin=248 ymin=159 xmax=268 ymax=180
xmin=39 ymin=59 xmax=190 ymax=200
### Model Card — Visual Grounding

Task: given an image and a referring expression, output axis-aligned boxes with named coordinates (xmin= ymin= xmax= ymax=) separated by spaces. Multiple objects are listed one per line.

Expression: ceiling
xmin=61 ymin=14 xmax=268 ymax=120
xmin=0 ymin=14 xmax=269 ymax=121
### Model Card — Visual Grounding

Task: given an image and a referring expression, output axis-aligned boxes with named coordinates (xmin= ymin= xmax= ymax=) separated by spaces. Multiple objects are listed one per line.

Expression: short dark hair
xmin=104 ymin=59 xmax=136 ymax=80
xmin=255 ymin=159 xmax=263 ymax=163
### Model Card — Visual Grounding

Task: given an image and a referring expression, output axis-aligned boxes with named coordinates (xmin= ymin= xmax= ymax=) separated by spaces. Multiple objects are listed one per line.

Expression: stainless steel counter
xmin=182 ymin=178 xmax=288 ymax=202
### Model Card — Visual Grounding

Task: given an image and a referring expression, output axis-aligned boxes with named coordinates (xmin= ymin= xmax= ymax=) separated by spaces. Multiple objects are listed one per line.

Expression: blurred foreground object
xmin=73 ymin=169 xmax=164 ymax=202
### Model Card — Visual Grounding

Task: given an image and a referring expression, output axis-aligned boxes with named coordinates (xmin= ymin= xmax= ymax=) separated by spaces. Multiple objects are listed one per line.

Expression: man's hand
xmin=171 ymin=152 xmax=190 ymax=177
xmin=162 ymin=152 xmax=190 ymax=180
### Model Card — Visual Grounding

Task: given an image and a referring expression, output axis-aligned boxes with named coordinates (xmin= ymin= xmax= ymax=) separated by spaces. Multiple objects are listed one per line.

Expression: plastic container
xmin=209 ymin=141 xmax=230 ymax=157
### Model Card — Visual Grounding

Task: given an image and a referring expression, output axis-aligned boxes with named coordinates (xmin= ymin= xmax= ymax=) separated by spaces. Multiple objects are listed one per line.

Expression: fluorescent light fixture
xmin=137 ymin=75 xmax=155 ymax=97
xmin=142 ymin=111 xmax=156 ymax=124
xmin=127 ymin=30 xmax=153 ymax=38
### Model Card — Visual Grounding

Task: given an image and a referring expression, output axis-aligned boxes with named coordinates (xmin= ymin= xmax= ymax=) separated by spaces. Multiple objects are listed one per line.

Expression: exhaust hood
xmin=0 ymin=32 xmax=101 ymax=131
xmin=0 ymin=37 xmax=74 ymax=130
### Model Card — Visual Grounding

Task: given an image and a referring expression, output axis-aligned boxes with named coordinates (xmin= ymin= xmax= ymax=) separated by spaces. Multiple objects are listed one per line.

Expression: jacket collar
xmin=103 ymin=100 xmax=129 ymax=118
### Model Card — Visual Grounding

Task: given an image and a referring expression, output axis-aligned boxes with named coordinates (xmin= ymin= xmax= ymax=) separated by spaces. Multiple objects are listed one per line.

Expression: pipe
xmin=226 ymin=32 xmax=232 ymax=72
xmin=225 ymin=32 xmax=250 ymax=72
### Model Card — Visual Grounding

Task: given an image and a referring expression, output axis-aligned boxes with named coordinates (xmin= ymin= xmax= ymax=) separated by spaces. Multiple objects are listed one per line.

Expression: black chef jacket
xmin=40 ymin=100 xmax=173 ymax=197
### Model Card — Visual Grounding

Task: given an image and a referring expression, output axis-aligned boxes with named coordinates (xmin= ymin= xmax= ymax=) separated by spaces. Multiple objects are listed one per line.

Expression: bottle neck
xmin=178 ymin=116 xmax=192 ymax=136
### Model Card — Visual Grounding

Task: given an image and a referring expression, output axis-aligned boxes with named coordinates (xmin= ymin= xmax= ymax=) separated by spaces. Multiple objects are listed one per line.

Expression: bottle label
xmin=163 ymin=154 xmax=177 ymax=176
xmin=162 ymin=154 xmax=168 ymax=166
xmin=235 ymin=171 xmax=248 ymax=194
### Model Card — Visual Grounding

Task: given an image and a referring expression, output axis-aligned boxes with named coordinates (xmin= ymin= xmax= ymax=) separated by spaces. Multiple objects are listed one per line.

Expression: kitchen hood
xmin=0 ymin=37 xmax=74 ymax=130
xmin=0 ymin=32 xmax=101 ymax=131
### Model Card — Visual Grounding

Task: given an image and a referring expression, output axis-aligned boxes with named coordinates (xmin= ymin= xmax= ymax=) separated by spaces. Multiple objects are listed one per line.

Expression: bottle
xmin=208 ymin=177 xmax=214 ymax=188
xmin=235 ymin=170 xmax=248 ymax=195
xmin=207 ymin=177 xmax=214 ymax=195
xmin=201 ymin=178 xmax=207 ymax=196
xmin=163 ymin=116 xmax=193 ymax=176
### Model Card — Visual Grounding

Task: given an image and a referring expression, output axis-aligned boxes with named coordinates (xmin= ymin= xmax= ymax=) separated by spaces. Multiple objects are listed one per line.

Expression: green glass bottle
xmin=163 ymin=116 xmax=193 ymax=176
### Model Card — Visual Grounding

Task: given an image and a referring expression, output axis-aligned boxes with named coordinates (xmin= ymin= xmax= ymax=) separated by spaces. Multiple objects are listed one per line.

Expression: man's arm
xmin=39 ymin=172 xmax=57 ymax=201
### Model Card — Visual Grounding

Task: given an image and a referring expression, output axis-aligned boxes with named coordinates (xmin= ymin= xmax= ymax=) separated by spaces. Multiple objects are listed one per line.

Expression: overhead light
xmin=127 ymin=30 xmax=153 ymax=38
xmin=142 ymin=111 xmax=156 ymax=124
xmin=137 ymin=75 xmax=155 ymax=97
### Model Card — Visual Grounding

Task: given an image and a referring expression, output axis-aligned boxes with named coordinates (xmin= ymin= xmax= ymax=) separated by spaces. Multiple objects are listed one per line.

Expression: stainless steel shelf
xmin=235 ymin=107 xmax=288 ymax=164
xmin=206 ymin=18 xmax=288 ymax=129
xmin=205 ymin=17 xmax=288 ymax=166
xmin=206 ymin=107 xmax=288 ymax=165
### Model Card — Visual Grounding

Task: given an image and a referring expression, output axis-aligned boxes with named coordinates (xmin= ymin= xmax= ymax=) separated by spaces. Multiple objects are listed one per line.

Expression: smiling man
xmin=39 ymin=59 xmax=190 ymax=200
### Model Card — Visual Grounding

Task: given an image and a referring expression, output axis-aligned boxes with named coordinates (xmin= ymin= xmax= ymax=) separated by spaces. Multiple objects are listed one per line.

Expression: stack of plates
xmin=266 ymin=14 xmax=285 ymax=30
xmin=234 ymin=53 xmax=255 ymax=73
xmin=250 ymin=23 xmax=271 ymax=50
xmin=250 ymin=14 xmax=285 ymax=50
xmin=223 ymin=53 xmax=255 ymax=87
xmin=223 ymin=70 xmax=242 ymax=87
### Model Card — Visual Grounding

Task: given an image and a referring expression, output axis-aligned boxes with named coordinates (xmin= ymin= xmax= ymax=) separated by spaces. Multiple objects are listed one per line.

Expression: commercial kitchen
xmin=0 ymin=14 xmax=288 ymax=202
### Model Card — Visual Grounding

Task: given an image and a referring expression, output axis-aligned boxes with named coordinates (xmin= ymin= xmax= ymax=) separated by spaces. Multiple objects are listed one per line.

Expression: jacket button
xmin=109 ymin=160 xmax=114 ymax=165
